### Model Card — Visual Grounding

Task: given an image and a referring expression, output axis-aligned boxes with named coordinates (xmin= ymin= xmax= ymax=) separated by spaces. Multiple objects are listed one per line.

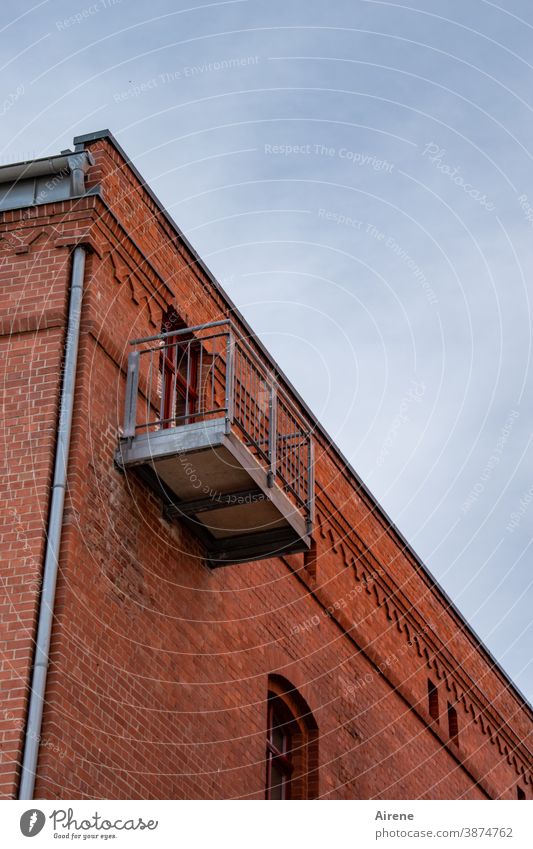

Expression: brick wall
xmin=0 ymin=214 xmax=72 ymax=797
xmin=0 ymin=135 xmax=531 ymax=799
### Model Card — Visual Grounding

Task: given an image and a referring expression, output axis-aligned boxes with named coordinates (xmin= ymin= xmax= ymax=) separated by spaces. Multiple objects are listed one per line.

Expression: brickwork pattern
xmin=0 ymin=137 xmax=531 ymax=799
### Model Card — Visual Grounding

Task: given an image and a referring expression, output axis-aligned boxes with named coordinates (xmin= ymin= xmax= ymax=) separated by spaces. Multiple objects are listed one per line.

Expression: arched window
xmin=265 ymin=675 xmax=318 ymax=800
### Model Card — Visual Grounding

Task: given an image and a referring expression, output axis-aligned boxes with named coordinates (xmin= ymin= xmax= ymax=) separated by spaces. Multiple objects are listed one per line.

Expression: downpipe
xmin=18 ymin=245 xmax=87 ymax=800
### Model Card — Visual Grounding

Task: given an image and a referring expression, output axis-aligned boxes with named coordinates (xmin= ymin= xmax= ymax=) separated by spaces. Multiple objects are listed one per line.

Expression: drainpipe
xmin=68 ymin=153 xmax=92 ymax=196
xmin=18 ymin=245 xmax=87 ymax=800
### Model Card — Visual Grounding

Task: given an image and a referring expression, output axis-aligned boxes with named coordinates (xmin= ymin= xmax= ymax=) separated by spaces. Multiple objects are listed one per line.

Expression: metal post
xmin=268 ymin=382 xmax=278 ymax=487
xmin=225 ymin=331 xmax=235 ymax=434
xmin=123 ymin=351 xmax=140 ymax=438
xmin=185 ymin=340 xmax=191 ymax=422
xmin=306 ymin=436 xmax=315 ymax=535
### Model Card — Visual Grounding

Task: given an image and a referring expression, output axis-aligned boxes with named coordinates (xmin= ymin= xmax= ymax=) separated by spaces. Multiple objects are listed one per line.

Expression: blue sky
xmin=2 ymin=0 xmax=532 ymax=701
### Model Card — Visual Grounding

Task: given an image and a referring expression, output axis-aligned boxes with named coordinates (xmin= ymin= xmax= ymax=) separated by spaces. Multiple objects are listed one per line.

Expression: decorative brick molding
xmin=314 ymin=494 xmax=532 ymax=785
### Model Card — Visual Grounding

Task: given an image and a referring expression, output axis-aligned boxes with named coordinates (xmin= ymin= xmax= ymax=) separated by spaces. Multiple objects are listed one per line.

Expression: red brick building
xmin=0 ymin=130 xmax=531 ymax=800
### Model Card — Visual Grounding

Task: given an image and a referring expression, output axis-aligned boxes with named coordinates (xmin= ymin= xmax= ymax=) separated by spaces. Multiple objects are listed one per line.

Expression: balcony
xmin=116 ymin=320 xmax=314 ymax=566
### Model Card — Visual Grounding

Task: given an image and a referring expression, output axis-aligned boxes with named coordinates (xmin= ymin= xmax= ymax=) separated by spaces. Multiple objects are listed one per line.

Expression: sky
xmin=2 ymin=0 xmax=532 ymax=702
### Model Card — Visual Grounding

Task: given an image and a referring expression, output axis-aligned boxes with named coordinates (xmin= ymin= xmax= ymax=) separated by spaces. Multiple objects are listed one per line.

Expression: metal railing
xmin=122 ymin=320 xmax=314 ymax=530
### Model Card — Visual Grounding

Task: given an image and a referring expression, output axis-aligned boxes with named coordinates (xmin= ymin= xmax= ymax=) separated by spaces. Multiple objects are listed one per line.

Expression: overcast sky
xmin=2 ymin=0 xmax=532 ymax=702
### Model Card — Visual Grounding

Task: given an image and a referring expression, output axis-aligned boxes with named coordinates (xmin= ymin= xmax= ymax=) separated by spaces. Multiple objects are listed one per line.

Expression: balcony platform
xmin=117 ymin=418 xmax=311 ymax=567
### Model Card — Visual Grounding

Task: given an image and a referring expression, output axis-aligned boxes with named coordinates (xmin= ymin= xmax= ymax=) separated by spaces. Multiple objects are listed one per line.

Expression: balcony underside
xmin=116 ymin=418 xmax=311 ymax=567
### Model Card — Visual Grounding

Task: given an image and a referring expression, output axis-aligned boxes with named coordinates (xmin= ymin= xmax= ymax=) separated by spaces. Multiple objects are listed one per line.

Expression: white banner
xmin=1 ymin=799 xmax=531 ymax=848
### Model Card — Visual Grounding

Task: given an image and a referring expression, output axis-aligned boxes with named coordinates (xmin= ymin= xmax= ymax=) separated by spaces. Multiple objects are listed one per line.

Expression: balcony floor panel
xmin=195 ymin=500 xmax=287 ymax=540
xmin=117 ymin=417 xmax=310 ymax=565
xmin=155 ymin=444 xmax=253 ymax=502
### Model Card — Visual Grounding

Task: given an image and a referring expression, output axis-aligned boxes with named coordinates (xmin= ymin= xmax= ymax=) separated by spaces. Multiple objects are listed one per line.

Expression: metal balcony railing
xmin=122 ymin=320 xmax=315 ymax=530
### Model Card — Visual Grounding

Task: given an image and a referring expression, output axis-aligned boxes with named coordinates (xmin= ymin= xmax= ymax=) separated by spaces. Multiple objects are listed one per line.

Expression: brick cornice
xmin=85 ymin=193 xmax=227 ymax=321
xmin=312 ymin=486 xmax=533 ymax=785
xmin=283 ymin=555 xmax=496 ymax=798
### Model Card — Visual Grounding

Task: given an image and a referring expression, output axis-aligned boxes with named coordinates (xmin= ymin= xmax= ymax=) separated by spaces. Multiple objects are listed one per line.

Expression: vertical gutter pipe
xmin=18 ymin=245 xmax=86 ymax=800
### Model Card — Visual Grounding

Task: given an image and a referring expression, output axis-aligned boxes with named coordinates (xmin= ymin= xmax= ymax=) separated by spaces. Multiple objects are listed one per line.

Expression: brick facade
xmin=0 ymin=132 xmax=531 ymax=799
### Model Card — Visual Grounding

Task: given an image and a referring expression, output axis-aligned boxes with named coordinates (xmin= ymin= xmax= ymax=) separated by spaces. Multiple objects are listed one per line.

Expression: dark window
xmin=517 ymin=786 xmax=526 ymax=800
xmin=428 ymin=679 xmax=439 ymax=722
xmin=159 ymin=307 xmax=198 ymax=426
xmin=448 ymin=703 xmax=459 ymax=746
xmin=304 ymin=538 xmax=317 ymax=581
xmin=266 ymin=698 xmax=294 ymax=799
xmin=265 ymin=676 xmax=318 ymax=800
